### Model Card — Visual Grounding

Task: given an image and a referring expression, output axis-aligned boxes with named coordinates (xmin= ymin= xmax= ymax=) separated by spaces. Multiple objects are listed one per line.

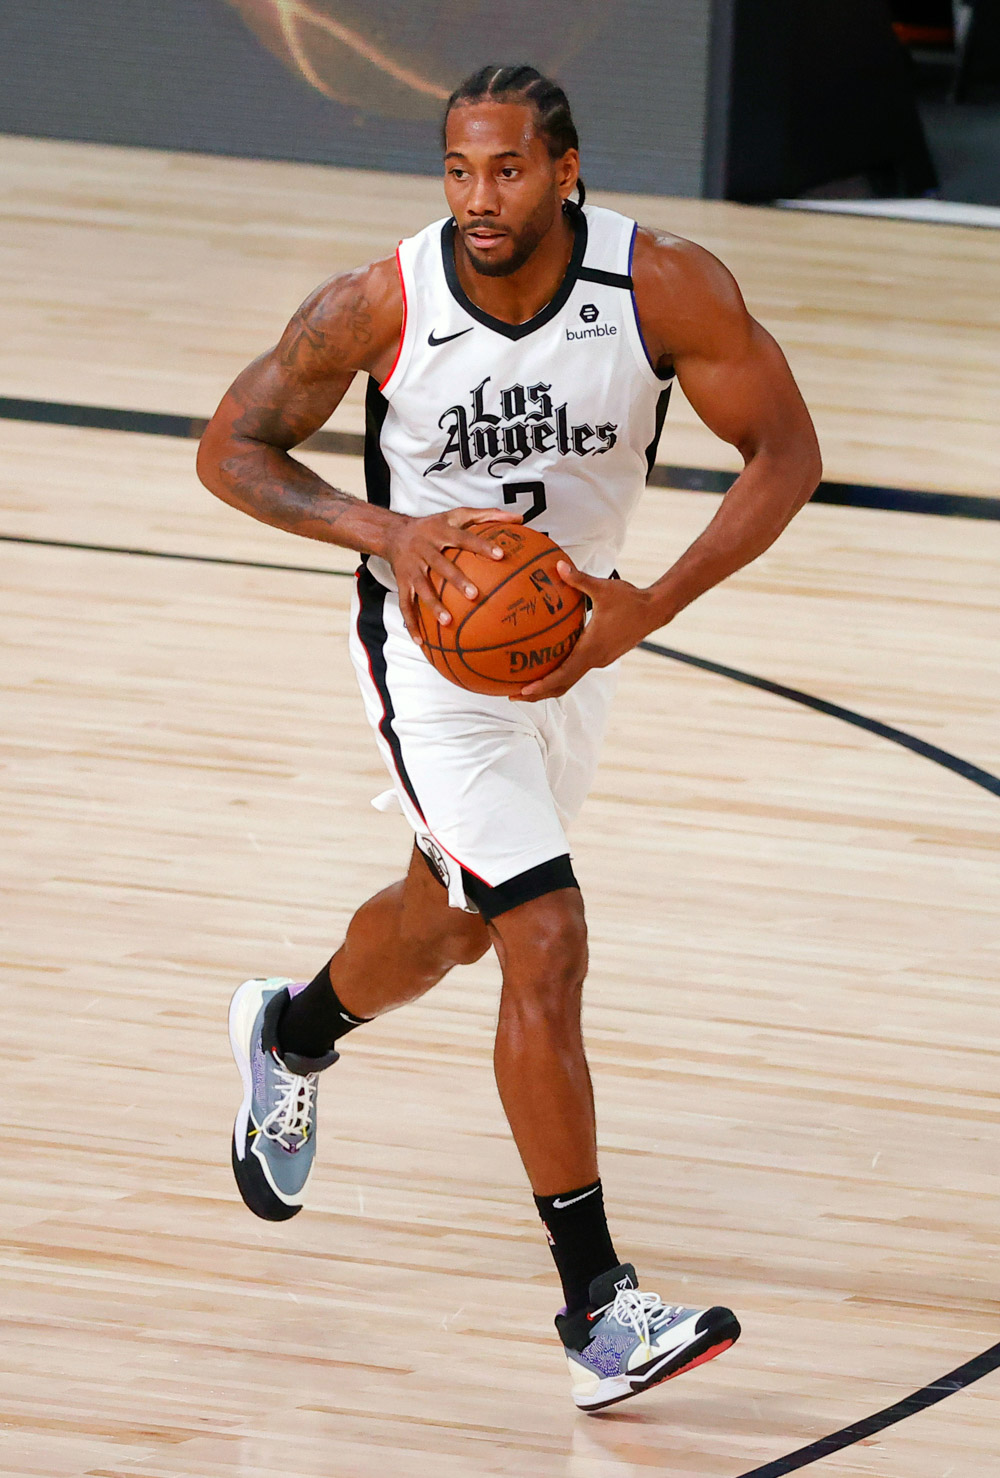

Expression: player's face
xmin=443 ymin=102 xmax=579 ymax=278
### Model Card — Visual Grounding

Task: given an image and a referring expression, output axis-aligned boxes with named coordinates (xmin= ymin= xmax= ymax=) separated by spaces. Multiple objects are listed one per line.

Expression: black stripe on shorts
xmin=355 ymin=566 xmax=426 ymax=822
xmin=420 ymin=849 xmax=579 ymax=922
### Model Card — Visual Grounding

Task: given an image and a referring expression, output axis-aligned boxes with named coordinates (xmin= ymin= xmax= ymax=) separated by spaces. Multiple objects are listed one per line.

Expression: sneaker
xmin=555 ymin=1263 xmax=740 ymax=1413
xmin=228 ymin=977 xmax=339 ymax=1221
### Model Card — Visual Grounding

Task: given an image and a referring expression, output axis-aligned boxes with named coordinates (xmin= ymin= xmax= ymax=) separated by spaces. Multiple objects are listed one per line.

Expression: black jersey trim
xmin=363 ymin=377 xmax=392 ymax=508
xmin=355 ymin=567 xmax=426 ymax=822
xmin=645 ymin=385 xmax=673 ymax=478
xmin=578 ymin=265 xmax=633 ymax=289
xmin=440 ymin=210 xmax=589 ymax=341
xmin=454 ymin=854 xmax=579 ymax=921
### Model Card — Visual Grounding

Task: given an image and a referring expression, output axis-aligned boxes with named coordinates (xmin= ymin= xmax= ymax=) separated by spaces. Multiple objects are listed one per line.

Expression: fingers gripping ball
xmin=415 ymin=524 xmax=586 ymax=696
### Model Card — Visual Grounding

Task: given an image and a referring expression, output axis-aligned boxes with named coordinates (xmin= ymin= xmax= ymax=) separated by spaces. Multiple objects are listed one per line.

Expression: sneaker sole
xmin=228 ymin=977 xmax=303 ymax=1223
xmin=574 ymin=1307 xmax=741 ymax=1414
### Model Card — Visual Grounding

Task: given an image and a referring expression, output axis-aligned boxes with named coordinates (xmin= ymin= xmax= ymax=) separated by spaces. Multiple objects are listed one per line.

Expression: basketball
xmin=414 ymin=524 xmax=586 ymax=695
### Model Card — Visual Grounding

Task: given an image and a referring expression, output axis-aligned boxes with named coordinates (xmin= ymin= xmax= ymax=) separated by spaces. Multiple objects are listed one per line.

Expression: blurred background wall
xmin=0 ymin=0 xmax=994 ymax=204
xmin=0 ymin=0 xmax=725 ymax=196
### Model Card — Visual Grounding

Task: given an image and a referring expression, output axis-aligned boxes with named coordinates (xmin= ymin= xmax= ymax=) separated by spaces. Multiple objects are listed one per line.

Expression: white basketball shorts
xmin=349 ymin=566 xmax=618 ymax=919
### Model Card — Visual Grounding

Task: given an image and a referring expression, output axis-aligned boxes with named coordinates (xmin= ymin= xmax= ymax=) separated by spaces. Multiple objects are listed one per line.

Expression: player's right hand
xmin=385 ymin=507 xmax=521 ymax=642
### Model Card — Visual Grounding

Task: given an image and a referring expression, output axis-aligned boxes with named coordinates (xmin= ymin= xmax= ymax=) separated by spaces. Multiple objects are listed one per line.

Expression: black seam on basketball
xmin=451 ymin=630 xmax=586 ymax=685
xmin=418 ymin=565 xmax=468 ymax=686
xmin=416 ymin=539 xmax=585 ymax=685
xmin=417 ymin=610 xmax=585 ymax=686
xmin=453 ymin=544 xmax=573 ymax=647
xmin=451 ymin=600 xmax=586 ymax=657
xmin=417 ymin=594 xmax=585 ymax=655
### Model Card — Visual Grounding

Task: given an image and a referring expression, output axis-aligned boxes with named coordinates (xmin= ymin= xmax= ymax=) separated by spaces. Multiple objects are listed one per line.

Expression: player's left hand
xmin=515 ymin=561 xmax=660 ymax=702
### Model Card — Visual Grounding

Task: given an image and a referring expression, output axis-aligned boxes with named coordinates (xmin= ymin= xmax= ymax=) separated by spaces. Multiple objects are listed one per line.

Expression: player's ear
xmin=556 ymin=148 xmax=580 ymax=202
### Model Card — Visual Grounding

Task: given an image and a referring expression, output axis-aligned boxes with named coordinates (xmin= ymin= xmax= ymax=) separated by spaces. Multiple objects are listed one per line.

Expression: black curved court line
xmin=4 ymin=394 xmax=1000 ymax=521
xmin=639 ymin=639 xmax=1000 ymax=799
xmin=734 ymin=1340 xmax=1000 ymax=1477
xmin=5 ymin=525 xmax=999 ymax=1470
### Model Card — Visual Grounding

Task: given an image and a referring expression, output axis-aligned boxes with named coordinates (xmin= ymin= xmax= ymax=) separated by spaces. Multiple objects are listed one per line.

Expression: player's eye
xmin=500 ymin=167 xmax=519 ymax=179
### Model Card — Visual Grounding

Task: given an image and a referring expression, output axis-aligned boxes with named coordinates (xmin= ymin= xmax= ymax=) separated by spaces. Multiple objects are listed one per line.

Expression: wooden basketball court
xmin=2 ymin=136 xmax=998 ymax=1477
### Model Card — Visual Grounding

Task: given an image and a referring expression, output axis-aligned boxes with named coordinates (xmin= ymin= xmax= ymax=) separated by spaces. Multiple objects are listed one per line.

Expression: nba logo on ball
xmin=414 ymin=524 xmax=586 ymax=695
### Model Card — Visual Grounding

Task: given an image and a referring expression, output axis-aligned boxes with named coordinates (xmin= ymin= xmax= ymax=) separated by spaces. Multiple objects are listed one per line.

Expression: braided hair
xmin=443 ymin=65 xmax=586 ymax=206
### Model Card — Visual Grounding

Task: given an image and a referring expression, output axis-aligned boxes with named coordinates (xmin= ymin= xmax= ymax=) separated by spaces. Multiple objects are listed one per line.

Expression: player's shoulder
xmin=298 ymin=255 xmax=402 ymax=340
xmin=279 ymin=254 xmax=403 ymax=376
xmin=630 ymin=226 xmax=751 ymax=364
xmin=632 ymin=225 xmax=741 ymax=307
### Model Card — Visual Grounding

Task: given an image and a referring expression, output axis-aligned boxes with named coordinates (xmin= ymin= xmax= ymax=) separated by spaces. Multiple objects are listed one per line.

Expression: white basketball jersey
xmin=364 ymin=203 xmax=672 ymax=589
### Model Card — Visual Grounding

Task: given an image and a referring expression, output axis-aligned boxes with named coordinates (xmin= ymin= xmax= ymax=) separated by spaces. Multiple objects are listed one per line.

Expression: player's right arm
xmin=196 ymin=259 xmax=507 ymax=630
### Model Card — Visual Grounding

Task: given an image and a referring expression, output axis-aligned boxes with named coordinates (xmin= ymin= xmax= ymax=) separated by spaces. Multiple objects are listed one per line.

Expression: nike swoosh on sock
xmin=552 ymin=1186 xmax=601 ymax=1210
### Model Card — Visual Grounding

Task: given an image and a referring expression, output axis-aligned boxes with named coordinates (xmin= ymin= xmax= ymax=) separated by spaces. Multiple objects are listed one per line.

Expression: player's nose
xmin=466 ymin=174 xmax=500 ymax=215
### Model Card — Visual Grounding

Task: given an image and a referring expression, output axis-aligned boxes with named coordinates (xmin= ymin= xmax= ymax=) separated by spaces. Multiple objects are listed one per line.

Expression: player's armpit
xmin=631 ymin=227 xmax=819 ymax=473
xmin=629 ymin=229 xmax=820 ymax=630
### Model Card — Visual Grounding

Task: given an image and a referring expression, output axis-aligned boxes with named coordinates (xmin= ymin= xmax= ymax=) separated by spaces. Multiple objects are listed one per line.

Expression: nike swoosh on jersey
xmin=427 ymin=327 xmax=473 ymax=346
xmin=552 ymin=1186 xmax=601 ymax=1210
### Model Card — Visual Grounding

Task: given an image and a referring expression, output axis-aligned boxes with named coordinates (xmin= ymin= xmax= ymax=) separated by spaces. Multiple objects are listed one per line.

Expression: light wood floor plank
xmin=1 ymin=139 xmax=998 ymax=1477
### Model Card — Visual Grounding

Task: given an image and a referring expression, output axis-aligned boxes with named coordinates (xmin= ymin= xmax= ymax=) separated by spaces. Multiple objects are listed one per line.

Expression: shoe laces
xmin=595 ymin=1288 xmax=681 ymax=1345
xmin=259 ymin=1057 xmax=317 ymax=1150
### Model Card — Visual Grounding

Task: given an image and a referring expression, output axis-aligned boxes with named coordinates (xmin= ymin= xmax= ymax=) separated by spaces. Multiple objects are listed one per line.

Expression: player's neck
xmin=453 ymin=211 xmax=576 ymax=326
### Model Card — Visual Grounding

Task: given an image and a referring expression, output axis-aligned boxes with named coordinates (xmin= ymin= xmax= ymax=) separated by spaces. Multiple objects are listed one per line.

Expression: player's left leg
xmin=228 ymin=845 xmax=489 ymax=1222
xmin=487 ymin=884 xmax=741 ymax=1413
xmin=280 ymin=843 xmax=490 ymax=1051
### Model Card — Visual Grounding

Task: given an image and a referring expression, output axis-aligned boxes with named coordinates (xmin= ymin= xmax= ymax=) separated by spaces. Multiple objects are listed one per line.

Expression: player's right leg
xmin=229 ymin=846 xmax=489 ymax=1221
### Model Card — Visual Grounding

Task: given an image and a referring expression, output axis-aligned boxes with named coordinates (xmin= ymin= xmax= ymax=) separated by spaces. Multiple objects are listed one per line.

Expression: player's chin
xmin=463 ymin=240 xmax=521 ymax=278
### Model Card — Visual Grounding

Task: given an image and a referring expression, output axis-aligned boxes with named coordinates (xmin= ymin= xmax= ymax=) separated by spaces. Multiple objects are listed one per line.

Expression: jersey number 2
xmin=503 ymin=479 xmax=547 ymax=525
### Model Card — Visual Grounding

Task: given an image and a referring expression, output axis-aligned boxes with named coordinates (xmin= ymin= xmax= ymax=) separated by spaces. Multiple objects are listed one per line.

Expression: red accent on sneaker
xmin=661 ymin=1337 xmax=735 ymax=1383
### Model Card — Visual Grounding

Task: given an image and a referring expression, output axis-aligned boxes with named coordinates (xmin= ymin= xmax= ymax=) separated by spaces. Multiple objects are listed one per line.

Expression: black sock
xmin=277 ymin=960 xmax=372 ymax=1059
xmin=534 ymin=1179 xmax=619 ymax=1315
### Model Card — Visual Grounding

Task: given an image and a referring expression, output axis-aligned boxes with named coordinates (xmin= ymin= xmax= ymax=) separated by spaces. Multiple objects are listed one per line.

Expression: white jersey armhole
xmin=620 ymin=219 xmax=669 ymax=391
xmin=379 ymin=241 xmax=416 ymax=397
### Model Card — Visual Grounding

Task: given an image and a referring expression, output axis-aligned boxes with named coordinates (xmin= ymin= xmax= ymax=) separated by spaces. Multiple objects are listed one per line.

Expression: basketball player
xmin=197 ymin=65 xmax=821 ymax=1411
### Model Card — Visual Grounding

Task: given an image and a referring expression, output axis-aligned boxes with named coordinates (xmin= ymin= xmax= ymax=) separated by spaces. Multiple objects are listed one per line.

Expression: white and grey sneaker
xmin=556 ymin=1263 xmax=740 ymax=1413
xmin=228 ymin=977 xmax=339 ymax=1221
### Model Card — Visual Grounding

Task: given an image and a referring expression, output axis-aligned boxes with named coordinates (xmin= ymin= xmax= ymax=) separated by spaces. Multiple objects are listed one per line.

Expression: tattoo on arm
xmin=218 ymin=442 xmax=363 ymax=543
xmin=201 ymin=261 xmax=402 ymax=553
xmin=277 ymin=287 xmax=374 ymax=373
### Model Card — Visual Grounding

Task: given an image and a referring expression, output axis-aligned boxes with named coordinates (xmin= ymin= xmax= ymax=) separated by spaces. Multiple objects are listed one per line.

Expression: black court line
xmin=639 ymin=639 xmax=1000 ymax=799
xmin=4 ymin=394 xmax=1000 ymax=521
xmin=734 ymin=1340 xmax=1000 ymax=1478
xmin=5 ymin=525 xmax=999 ymax=1471
xmin=0 ymin=532 xmax=351 ymax=579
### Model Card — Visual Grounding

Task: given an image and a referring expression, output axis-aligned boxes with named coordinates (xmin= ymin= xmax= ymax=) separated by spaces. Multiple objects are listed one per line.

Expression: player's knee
xmin=401 ymin=912 xmax=489 ymax=978
xmin=441 ymin=915 xmax=491 ymax=968
xmin=503 ymin=898 xmax=588 ymax=1014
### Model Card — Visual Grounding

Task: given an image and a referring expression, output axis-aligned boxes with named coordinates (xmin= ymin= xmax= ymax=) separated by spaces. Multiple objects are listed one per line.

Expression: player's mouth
xmin=462 ymin=226 xmax=510 ymax=251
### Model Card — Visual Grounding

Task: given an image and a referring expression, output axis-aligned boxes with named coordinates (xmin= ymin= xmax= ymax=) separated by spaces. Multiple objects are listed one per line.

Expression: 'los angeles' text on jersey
xmin=424 ymin=376 xmax=618 ymax=478
xmin=365 ymin=203 xmax=673 ymax=590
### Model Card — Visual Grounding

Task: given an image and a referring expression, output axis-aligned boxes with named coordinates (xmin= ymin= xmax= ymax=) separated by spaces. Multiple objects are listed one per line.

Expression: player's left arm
xmin=517 ymin=230 xmax=821 ymax=700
